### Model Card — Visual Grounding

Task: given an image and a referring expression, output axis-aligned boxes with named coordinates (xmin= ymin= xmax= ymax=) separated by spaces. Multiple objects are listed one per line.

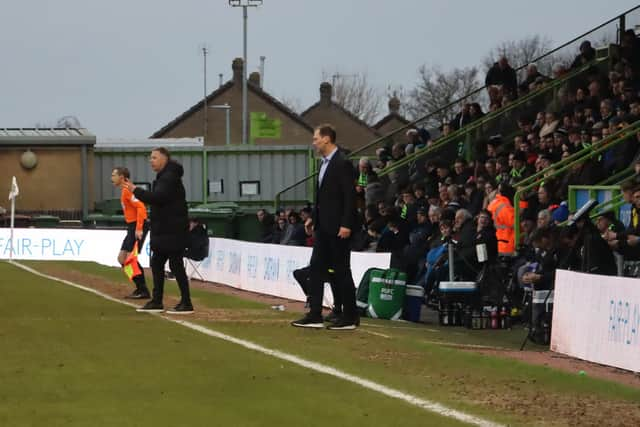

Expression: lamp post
xmin=210 ymin=104 xmax=232 ymax=146
xmin=228 ymin=0 xmax=262 ymax=145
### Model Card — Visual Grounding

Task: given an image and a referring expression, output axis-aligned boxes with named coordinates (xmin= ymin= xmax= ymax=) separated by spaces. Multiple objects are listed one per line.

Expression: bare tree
xmin=482 ymin=35 xmax=554 ymax=75
xmin=407 ymin=65 xmax=482 ymax=128
xmin=56 ymin=115 xmax=82 ymax=128
xmin=322 ymin=71 xmax=383 ymax=125
xmin=279 ymin=95 xmax=304 ymax=114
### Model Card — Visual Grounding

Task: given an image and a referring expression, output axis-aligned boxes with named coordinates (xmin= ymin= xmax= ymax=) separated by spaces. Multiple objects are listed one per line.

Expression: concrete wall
xmin=0 ymin=146 xmax=94 ymax=213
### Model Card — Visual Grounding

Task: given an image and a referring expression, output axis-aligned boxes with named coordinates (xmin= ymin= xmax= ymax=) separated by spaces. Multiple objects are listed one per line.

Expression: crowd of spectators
xmin=258 ymin=32 xmax=640 ymax=299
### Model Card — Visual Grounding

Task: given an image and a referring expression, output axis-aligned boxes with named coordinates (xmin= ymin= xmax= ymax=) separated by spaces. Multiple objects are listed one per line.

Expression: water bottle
xmin=491 ymin=307 xmax=498 ymax=329
xmin=271 ymin=304 xmax=285 ymax=311
xmin=500 ymin=306 xmax=510 ymax=329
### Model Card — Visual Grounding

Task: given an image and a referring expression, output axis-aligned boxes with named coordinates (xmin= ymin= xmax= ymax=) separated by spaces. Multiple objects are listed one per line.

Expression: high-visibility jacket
xmin=121 ymin=187 xmax=147 ymax=232
xmin=487 ymin=194 xmax=515 ymax=255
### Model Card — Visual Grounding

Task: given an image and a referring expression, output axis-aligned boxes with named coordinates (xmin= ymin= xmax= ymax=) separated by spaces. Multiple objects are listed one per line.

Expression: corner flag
xmin=8 ymin=176 xmax=19 ymax=200
xmin=123 ymin=242 xmax=143 ymax=281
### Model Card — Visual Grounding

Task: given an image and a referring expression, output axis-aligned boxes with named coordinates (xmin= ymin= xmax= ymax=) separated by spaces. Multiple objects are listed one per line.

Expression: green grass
xmin=0 ymin=261 xmax=463 ymax=427
xmin=6 ymin=261 xmax=640 ymax=426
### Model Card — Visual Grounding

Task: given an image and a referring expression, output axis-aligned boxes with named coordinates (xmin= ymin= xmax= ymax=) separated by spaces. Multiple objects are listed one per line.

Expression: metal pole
xmin=225 ymin=104 xmax=231 ymax=146
xmin=259 ymin=55 xmax=265 ymax=88
xmin=9 ymin=191 xmax=15 ymax=260
xmin=219 ymin=73 xmax=223 ymax=88
xmin=203 ymin=47 xmax=208 ymax=144
xmin=448 ymin=243 xmax=454 ymax=281
xmin=202 ymin=148 xmax=208 ymax=204
xmin=242 ymin=5 xmax=248 ymax=145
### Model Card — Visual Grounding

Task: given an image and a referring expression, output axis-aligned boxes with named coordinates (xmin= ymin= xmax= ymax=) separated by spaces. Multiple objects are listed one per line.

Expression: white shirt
xmin=318 ymin=146 xmax=338 ymax=186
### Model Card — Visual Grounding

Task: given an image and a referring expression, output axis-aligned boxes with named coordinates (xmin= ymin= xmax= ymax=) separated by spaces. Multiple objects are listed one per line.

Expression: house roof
xmin=300 ymin=100 xmax=381 ymax=137
xmin=151 ymin=80 xmax=313 ymax=138
xmin=372 ymin=112 xmax=411 ymax=130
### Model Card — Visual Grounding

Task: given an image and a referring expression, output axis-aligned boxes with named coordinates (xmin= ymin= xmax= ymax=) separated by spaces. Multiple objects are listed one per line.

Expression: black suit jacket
xmin=314 ymin=149 xmax=357 ymax=236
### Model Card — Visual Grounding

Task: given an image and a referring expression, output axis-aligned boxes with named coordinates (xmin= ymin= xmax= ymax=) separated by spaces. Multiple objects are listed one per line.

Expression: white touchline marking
xmin=8 ymin=261 xmax=504 ymax=427
xmin=361 ymin=329 xmax=392 ymax=339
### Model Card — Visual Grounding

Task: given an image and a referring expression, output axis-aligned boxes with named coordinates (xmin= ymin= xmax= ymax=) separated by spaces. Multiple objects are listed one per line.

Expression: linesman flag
xmin=123 ymin=242 xmax=142 ymax=281
xmin=8 ymin=176 xmax=19 ymax=200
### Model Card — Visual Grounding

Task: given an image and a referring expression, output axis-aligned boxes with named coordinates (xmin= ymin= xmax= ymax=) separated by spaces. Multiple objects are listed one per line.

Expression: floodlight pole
xmin=229 ymin=0 xmax=262 ymax=145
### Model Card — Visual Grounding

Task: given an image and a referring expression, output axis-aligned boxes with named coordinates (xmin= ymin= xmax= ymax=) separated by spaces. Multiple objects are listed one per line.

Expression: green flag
xmin=250 ymin=112 xmax=281 ymax=142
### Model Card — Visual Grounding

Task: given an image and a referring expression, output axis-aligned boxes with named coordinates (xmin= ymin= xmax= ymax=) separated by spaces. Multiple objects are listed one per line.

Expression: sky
xmin=1 ymin=1 xmax=638 ymax=138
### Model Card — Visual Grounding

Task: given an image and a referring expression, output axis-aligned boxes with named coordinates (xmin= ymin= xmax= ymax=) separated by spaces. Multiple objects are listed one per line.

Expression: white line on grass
xmin=8 ymin=261 xmax=504 ymax=427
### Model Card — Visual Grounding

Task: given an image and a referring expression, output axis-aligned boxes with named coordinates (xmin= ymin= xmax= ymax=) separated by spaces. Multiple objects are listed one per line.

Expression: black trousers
xmin=308 ymin=230 xmax=356 ymax=319
xmin=150 ymin=250 xmax=191 ymax=304
xmin=293 ymin=266 xmax=342 ymax=311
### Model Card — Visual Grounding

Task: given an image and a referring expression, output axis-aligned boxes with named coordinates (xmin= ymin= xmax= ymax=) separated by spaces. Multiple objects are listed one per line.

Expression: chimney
xmin=388 ymin=96 xmax=400 ymax=114
xmin=249 ymin=71 xmax=261 ymax=87
xmin=319 ymin=82 xmax=332 ymax=106
xmin=232 ymin=58 xmax=244 ymax=84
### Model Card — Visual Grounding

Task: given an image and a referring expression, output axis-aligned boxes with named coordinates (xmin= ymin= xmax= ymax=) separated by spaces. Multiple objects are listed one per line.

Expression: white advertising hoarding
xmin=0 ymin=228 xmax=390 ymax=304
xmin=552 ymin=270 xmax=640 ymax=373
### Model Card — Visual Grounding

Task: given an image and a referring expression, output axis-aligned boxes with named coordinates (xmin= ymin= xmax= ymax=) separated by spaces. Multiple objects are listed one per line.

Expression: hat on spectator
xmin=406 ymin=128 xmax=418 ymax=136
xmin=554 ymin=128 xmax=568 ymax=137
xmin=417 ymin=207 xmax=428 ymax=216
xmin=489 ymin=134 xmax=503 ymax=145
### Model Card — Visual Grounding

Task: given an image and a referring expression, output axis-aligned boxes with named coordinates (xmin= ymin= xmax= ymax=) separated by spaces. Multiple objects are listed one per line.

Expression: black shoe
xmin=326 ymin=317 xmax=357 ymax=330
xmin=324 ymin=309 xmax=342 ymax=324
xmin=136 ymin=300 xmax=164 ymax=313
xmin=125 ymin=288 xmax=151 ymax=299
xmin=166 ymin=302 xmax=194 ymax=314
xmin=291 ymin=313 xmax=324 ymax=329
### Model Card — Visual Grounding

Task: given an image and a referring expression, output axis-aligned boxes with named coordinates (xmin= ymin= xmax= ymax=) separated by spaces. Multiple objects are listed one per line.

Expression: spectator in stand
xmin=596 ymin=211 xmax=625 ymax=238
xmin=485 ymin=56 xmax=518 ymax=100
xmin=600 ymin=99 xmax=614 ymax=124
xmin=377 ymin=217 xmax=409 ymax=270
xmin=399 ymin=188 xmax=418 ymax=229
xmin=495 ymin=157 xmax=511 ymax=184
xmin=484 ymin=158 xmax=497 ymax=181
xmin=521 ymin=64 xmax=549 ymax=92
xmin=413 ymin=182 xmax=428 ymax=211
xmin=539 ymin=111 xmax=560 ymax=138
xmin=475 ymin=209 xmax=499 ymax=264
xmin=451 ymin=103 xmax=472 ymax=130
xmin=508 ymin=151 xmax=531 ymax=186
xmin=446 ymin=184 xmax=463 ymax=212
xmin=300 ymin=207 xmax=314 ymax=246
xmin=280 ymin=211 xmax=306 ymax=246
xmin=453 ymin=208 xmax=477 ymax=278
xmin=487 ymin=183 xmax=516 ymax=256
xmin=571 ymin=41 xmax=596 ymax=70
xmin=453 ymin=157 xmax=471 ymax=186
xmin=405 ymin=128 xmax=421 ymax=151
xmin=256 ymin=209 xmax=275 ymax=243
xmin=272 ymin=216 xmax=287 ymax=244
xmin=403 ymin=207 xmax=434 ymax=283
xmin=464 ymin=181 xmax=484 ymax=216
xmin=386 ymin=142 xmax=409 ymax=203
xmin=469 ymin=103 xmax=485 ymax=122
xmin=619 ymin=29 xmax=640 ymax=71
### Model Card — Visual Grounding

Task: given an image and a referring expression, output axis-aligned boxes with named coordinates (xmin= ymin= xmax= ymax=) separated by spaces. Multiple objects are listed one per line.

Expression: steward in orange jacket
xmin=487 ymin=184 xmax=515 ymax=255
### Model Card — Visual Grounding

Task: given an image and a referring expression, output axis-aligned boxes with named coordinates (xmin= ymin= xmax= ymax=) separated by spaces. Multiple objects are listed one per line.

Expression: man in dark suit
xmin=292 ymin=124 xmax=358 ymax=330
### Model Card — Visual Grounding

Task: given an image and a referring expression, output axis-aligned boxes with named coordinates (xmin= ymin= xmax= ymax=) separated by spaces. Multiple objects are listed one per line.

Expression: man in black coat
xmin=123 ymin=147 xmax=193 ymax=314
xmin=485 ymin=56 xmax=518 ymax=97
xmin=292 ymin=124 xmax=359 ymax=330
